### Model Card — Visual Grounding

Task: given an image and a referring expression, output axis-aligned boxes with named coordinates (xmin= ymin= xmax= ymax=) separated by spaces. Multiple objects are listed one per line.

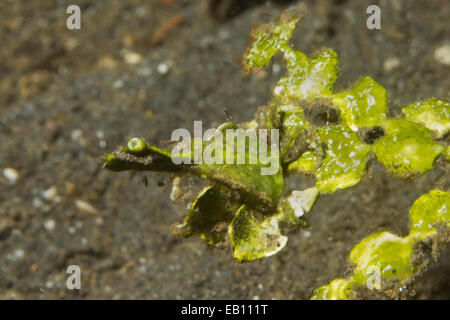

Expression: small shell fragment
xmin=169 ymin=177 xmax=183 ymax=201
xmin=3 ymin=168 xmax=20 ymax=184
xmin=75 ymin=199 xmax=99 ymax=215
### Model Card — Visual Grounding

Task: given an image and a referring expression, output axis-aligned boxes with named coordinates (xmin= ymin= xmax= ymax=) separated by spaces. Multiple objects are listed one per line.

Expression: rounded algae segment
xmin=401 ymin=99 xmax=450 ymax=139
xmin=373 ymin=119 xmax=444 ymax=178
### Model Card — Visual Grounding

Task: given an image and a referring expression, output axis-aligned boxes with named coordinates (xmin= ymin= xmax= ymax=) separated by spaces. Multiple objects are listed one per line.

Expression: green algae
xmin=287 ymin=150 xmax=320 ymax=175
xmin=273 ymin=48 xmax=339 ymax=102
xmin=350 ymin=232 xmax=415 ymax=286
xmin=311 ymin=189 xmax=450 ymax=300
xmin=228 ymin=205 xmax=287 ymax=262
xmin=402 ymin=99 xmax=450 ymax=139
xmin=409 ymin=189 xmax=450 ymax=238
xmin=242 ymin=11 xmax=298 ymax=73
xmin=373 ymin=119 xmax=444 ymax=178
xmin=315 ymin=125 xmax=371 ymax=194
xmin=278 ymin=103 xmax=311 ymax=158
xmin=332 ymin=77 xmax=387 ymax=131
xmin=180 ymin=185 xmax=241 ymax=245
xmin=310 ymin=279 xmax=353 ymax=300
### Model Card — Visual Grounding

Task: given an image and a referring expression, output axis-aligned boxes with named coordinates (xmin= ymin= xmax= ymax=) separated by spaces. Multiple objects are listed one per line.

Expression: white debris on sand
xmin=123 ymin=51 xmax=142 ymax=65
xmin=157 ymin=60 xmax=173 ymax=75
xmin=44 ymin=219 xmax=56 ymax=231
xmin=169 ymin=177 xmax=183 ymax=202
xmin=13 ymin=249 xmax=24 ymax=260
xmin=42 ymin=186 xmax=61 ymax=203
xmin=71 ymin=129 xmax=86 ymax=146
xmin=75 ymin=199 xmax=99 ymax=214
xmin=383 ymin=56 xmax=401 ymax=72
xmin=272 ymin=63 xmax=282 ymax=74
xmin=3 ymin=167 xmax=20 ymax=184
xmin=434 ymin=44 xmax=450 ymax=66
xmin=71 ymin=129 xmax=82 ymax=141
xmin=303 ymin=230 xmax=312 ymax=239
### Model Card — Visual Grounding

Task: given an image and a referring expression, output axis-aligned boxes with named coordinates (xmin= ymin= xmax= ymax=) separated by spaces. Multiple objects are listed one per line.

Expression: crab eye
xmin=127 ymin=137 xmax=146 ymax=152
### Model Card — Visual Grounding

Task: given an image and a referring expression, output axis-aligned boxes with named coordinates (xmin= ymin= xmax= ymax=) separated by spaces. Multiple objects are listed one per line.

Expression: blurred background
xmin=0 ymin=0 xmax=448 ymax=299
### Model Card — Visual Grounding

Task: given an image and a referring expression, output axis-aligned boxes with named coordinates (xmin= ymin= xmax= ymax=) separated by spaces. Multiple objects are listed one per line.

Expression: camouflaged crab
xmin=104 ymin=11 xmax=450 ymax=299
